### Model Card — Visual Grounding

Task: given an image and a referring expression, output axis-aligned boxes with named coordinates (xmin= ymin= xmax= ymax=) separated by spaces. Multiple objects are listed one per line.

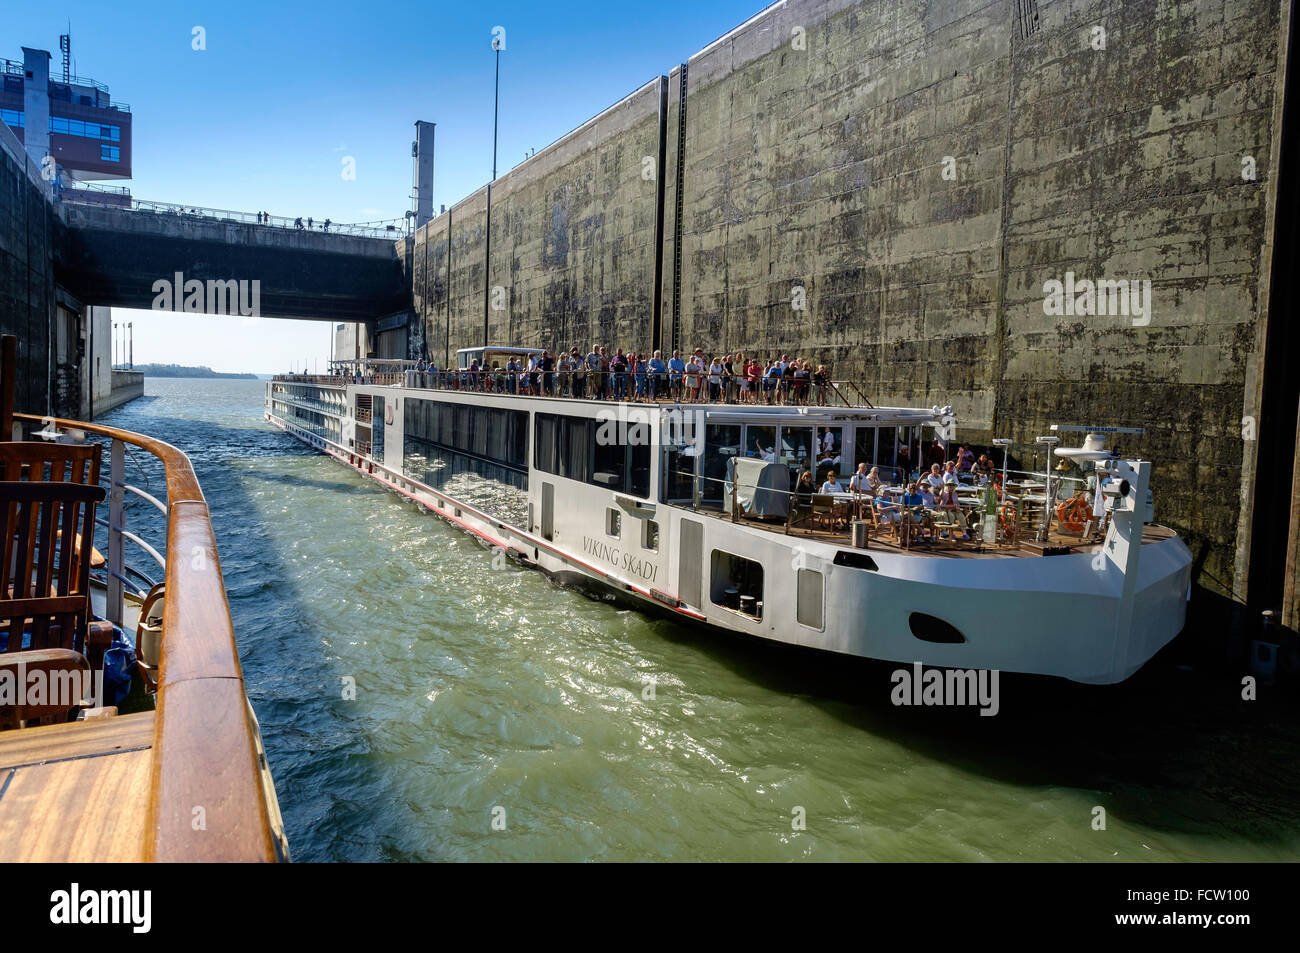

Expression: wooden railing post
xmin=107 ymin=438 xmax=125 ymax=625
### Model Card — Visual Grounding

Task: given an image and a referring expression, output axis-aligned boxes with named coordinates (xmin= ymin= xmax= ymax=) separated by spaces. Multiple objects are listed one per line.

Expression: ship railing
xmin=273 ymin=374 xmax=350 ymax=386
xmin=14 ymin=412 xmax=286 ymax=862
xmin=274 ymin=373 xmax=402 ymax=386
xmin=665 ymin=465 xmax=1095 ymax=550
xmin=58 ymin=194 xmax=406 ymax=239
xmin=366 ymin=367 xmax=873 ymax=407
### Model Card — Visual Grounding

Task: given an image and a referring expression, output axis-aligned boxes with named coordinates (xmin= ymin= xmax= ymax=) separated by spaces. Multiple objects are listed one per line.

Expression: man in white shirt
xmin=821 ymin=428 xmax=836 ymax=456
xmin=849 ymin=462 xmax=872 ymax=492
xmin=925 ymin=464 xmax=945 ymax=491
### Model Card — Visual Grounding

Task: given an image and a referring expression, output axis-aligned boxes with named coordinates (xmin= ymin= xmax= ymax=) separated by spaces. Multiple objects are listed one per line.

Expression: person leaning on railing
xmin=813 ymin=365 xmax=829 ymax=405
xmin=649 ymin=350 xmax=666 ymax=401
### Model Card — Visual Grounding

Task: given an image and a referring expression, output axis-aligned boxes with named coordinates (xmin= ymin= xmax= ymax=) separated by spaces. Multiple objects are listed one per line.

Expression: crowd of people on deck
xmin=410 ymin=347 xmax=834 ymax=406
xmin=792 ymin=442 xmax=1005 ymax=542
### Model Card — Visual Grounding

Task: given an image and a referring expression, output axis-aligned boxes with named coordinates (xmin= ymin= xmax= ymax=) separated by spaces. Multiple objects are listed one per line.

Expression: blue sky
xmin=6 ymin=0 xmax=763 ymax=372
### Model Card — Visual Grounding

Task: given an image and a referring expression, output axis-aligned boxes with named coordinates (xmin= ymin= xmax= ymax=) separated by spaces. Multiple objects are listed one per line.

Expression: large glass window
xmin=403 ymin=398 xmax=529 ymax=527
xmin=744 ymin=425 xmax=776 ymax=462
xmin=703 ymin=424 xmax=740 ymax=504
xmin=536 ymin=411 xmax=650 ymax=499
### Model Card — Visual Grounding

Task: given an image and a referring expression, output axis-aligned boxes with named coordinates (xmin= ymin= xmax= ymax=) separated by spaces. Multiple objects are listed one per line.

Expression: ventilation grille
xmin=1015 ymin=0 xmax=1041 ymax=39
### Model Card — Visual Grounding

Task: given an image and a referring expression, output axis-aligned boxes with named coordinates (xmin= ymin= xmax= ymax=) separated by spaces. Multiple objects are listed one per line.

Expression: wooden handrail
xmin=15 ymin=412 xmax=279 ymax=862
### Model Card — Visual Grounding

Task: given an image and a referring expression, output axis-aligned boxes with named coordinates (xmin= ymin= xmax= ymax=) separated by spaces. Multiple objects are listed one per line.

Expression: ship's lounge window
xmin=702 ymin=424 xmax=740 ymax=504
xmin=745 ymin=425 xmax=776 ymax=462
xmin=535 ymin=412 xmax=650 ymax=499
xmin=855 ymin=425 xmax=880 ymax=471
xmin=593 ymin=431 xmax=625 ymax=488
xmin=607 ymin=508 xmax=621 ymax=538
xmin=710 ymin=550 xmax=763 ymax=619
xmin=780 ymin=426 xmax=815 ymax=473
xmin=643 ymin=519 xmax=659 ymax=552
xmin=403 ymin=397 xmax=529 ymax=527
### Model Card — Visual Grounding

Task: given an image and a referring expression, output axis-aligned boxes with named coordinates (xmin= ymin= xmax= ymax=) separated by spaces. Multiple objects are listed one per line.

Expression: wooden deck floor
xmin=0 ymin=712 xmax=154 ymax=862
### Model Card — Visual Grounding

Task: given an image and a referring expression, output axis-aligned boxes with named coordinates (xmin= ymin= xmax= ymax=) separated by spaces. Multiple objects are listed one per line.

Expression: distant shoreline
xmin=136 ymin=364 xmax=259 ymax=380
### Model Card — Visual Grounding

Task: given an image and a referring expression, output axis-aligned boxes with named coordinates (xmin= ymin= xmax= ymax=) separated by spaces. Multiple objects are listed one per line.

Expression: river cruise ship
xmin=265 ymin=351 xmax=1192 ymax=685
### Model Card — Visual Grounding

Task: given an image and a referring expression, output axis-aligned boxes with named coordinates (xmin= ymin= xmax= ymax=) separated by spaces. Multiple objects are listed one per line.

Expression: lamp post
xmin=1035 ymin=435 xmax=1060 ymax=541
xmin=483 ymin=32 xmax=502 ymax=349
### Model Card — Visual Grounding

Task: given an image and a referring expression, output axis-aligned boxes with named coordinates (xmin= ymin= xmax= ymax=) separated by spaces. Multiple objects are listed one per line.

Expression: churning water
xmin=97 ymin=378 xmax=1300 ymax=862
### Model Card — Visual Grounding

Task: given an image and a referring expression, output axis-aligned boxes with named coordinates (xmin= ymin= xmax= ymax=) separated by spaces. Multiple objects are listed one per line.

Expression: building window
xmin=0 ymin=108 xmax=23 ymax=128
xmin=48 ymin=116 xmax=121 ymax=142
xmin=100 ymin=144 xmax=120 ymax=162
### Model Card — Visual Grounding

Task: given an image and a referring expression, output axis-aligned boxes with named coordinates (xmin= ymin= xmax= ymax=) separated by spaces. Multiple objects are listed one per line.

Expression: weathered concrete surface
xmin=0 ymin=124 xmax=56 ymax=415
xmin=98 ymin=369 xmax=143 ymax=415
xmin=416 ymin=79 xmax=667 ymax=364
xmin=416 ymin=0 xmax=1290 ymax=611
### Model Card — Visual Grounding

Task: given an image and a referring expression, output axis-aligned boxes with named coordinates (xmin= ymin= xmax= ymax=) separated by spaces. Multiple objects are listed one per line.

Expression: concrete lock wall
xmin=0 ymin=121 xmax=57 ymax=416
xmin=413 ymin=0 xmax=1292 ymax=612
xmin=415 ymin=78 xmax=668 ymax=366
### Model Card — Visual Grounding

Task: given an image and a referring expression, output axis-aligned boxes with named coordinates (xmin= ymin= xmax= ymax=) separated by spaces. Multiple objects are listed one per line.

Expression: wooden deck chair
xmin=0 ymin=647 xmax=94 ymax=728
xmin=1 ymin=480 xmax=107 ymax=655
xmin=930 ymin=507 xmax=965 ymax=546
xmin=0 ymin=441 xmax=102 ymax=485
xmin=809 ymin=494 xmax=835 ymax=530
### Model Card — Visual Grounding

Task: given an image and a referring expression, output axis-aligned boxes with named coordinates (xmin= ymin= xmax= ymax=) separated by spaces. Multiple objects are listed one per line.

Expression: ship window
xmin=643 ymin=519 xmax=659 ymax=551
xmin=607 ymin=508 xmax=621 ymax=538
xmin=593 ymin=428 xmax=625 ymax=488
xmin=710 ymin=550 xmax=763 ymax=619
xmin=630 ymin=439 xmax=651 ymax=498
xmin=745 ymin=425 xmax=776 ymax=462
xmin=703 ymin=424 xmax=739 ymax=504
xmin=796 ymin=569 xmax=824 ymax=630
xmin=536 ymin=411 xmax=649 ymax=498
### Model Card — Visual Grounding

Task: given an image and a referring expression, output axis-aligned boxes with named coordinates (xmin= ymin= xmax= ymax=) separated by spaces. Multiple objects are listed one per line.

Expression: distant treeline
xmin=135 ymin=363 xmax=257 ymax=379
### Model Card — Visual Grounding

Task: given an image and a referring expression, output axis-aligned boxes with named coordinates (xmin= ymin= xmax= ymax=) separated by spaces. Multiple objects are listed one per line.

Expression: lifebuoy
xmin=998 ymin=502 xmax=1018 ymax=537
xmin=1056 ymin=495 xmax=1091 ymax=532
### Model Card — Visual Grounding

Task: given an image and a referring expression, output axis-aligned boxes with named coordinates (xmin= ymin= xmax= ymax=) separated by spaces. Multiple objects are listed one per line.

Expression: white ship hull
xmin=265 ymin=378 xmax=1192 ymax=685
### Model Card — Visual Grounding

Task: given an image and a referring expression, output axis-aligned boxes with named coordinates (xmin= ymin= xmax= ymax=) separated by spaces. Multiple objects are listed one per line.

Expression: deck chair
xmin=872 ymin=499 xmax=901 ymax=544
xmin=0 ymin=441 xmax=102 ymax=485
xmin=809 ymin=494 xmax=836 ymax=530
xmin=1 ymin=442 xmax=105 ymax=570
xmin=0 ymin=647 xmax=93 ymax=728
xmin=930 ymin=507 xmax=965 ymax=546
xmin=1 ymin=479 xmax=109 ymax=727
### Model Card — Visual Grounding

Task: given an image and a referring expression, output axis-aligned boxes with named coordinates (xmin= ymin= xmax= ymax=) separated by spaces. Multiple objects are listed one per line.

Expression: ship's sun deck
xmin=687 ymin=498 xmax=1178 ymax=558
